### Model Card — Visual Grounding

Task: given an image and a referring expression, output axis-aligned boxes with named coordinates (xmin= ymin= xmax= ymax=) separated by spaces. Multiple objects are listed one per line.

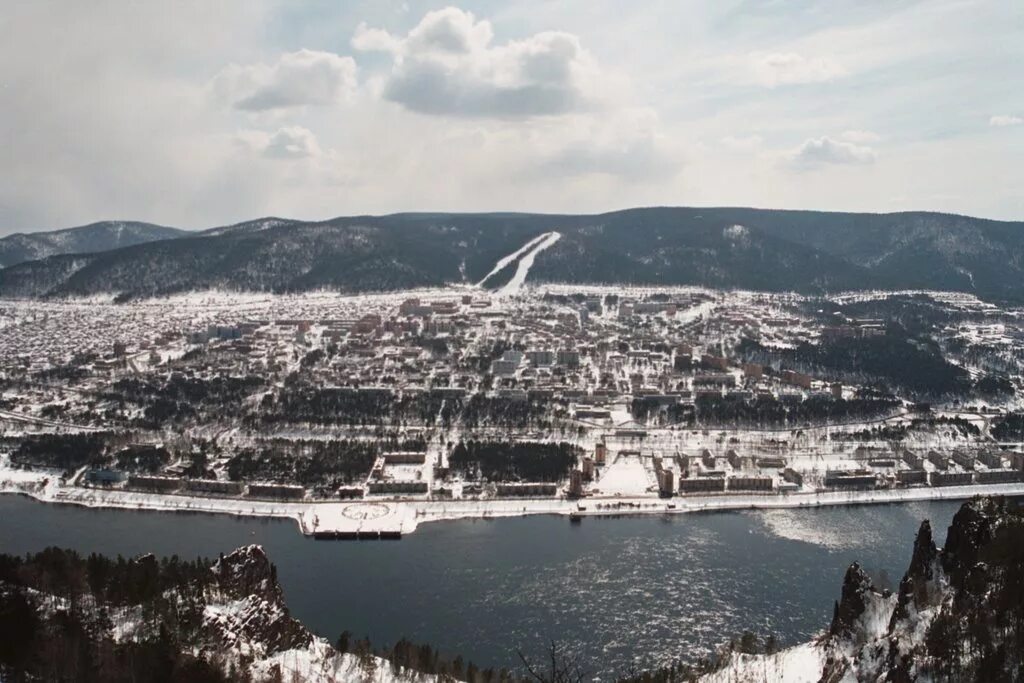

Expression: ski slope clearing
xmin=475 ymin=232 xmax=552 ymax=287
xmin=496 ymin=231 xmax=561 ymax=296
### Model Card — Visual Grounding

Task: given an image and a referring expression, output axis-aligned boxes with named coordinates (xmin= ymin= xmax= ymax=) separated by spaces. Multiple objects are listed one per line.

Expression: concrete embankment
xmin=4 ymin=471 xmax=1024 ymax=539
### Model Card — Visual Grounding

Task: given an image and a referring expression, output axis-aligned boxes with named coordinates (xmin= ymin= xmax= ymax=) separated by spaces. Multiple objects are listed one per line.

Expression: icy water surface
xmin=0 ymin=496 xmax=963 ymax=676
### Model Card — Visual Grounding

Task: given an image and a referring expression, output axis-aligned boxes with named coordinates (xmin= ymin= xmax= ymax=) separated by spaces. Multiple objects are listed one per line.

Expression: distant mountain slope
xmin=692 ymin=208 xmax=1024 ymax=301
xmin=526 ymin=208 xmax=870 ymax=292
xmin=2 ymin=207 xmax=1023 ymax=301
xmin=0 ymin=221 xmax=186 ymax=268
xmin=0 ymin=215 xmax=544 ymax=298
xmin=200 ymin=216 xmax=303 ymax=237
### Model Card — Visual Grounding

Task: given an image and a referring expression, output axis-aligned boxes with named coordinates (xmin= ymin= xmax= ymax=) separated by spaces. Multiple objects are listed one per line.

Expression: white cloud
xmin=750 ymin=52 xmax=846 ymax=87
xmin=264 ymin=127 xmax=323 ymax=159
xmin=353 ymin=7 xmax=603 ymax=118
xmin=237 ymin=126 xmax=324 ymax=160
xmin=721 ymin=134 xmax=764 ymax=151
xmin=789 ymin=136 xmax=877 ymax=168
xmin=537 ymin=109 xmax=680 ymax=180
xmin=351 ymin=22 xmax=403 ymax=54
xmin=212 ymin=49 xmax=357 ymax=111
xmin=355 ymin=9 xmax=450 ymax=53
xmin=404 ymin=7 xmax=493 ymax=54
xmin=841 ymin=129 xmax=881 ymax=143
xmin=0 ymin=1 xmax=287 ymax=231
xmin=990 ymin=114 xmax=1022 ymax=127
xmin=3 ymin=0 xmax=1024 ymax=232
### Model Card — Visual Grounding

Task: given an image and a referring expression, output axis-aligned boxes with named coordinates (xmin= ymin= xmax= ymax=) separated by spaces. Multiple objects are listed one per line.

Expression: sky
xmin=0 ymin=0 xmax=1022 ymax=234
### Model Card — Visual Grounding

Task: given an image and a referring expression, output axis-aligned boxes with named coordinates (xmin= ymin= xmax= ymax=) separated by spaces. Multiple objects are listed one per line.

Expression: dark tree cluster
xmin=834 ymin=416 xmax=980 ymax=442
xmin=299 ymin=348 xmax=325 ymax=369
xmin=258 ymin=387 xmax=462 ymax=427
xmin=415 ymin=336 xmax=451 ymax=356
xmin=11 ymin=432 xmax=121 ymax=473
xmin=257 ymin=387 xmax=565 ymax=431
xmin=629 ymin=398 xmax=694 ymax=425
xmin=335 ymin=633 xmax=518 ymax=683
xmin=0 ymin=547 xmax=229 ymax=683
xmin=992 ymin=412 xmax=1024 ymax=442
xmin=832 ymin=295 xmax=953 ymax=336
xmin=693 ymin=394 xmax=900 ymax=428
xmin=460 ymin=396 xmax=560 ymax=430
xmin=0 ymin=547 xmax=211 ymax=606
xmin=226 ymin=439 xmax=378 ymax=491
xmin=449 ymin=441 xmax=579 ymax=482
xmin=183 ymin=447 xmax=216 ymax=479
xmin=737 ymin=332 xmax=976 ymax=397
xmin=32 ymin=363 xmax=90 ymax=383
xmin=973 ymin=374 xmax=1015 ymax=397
xmin=115 ymin=445 xmax=172 ymax=473
xmin=142 ymin=397 xmax=199 ymax=426
xmin=106 ymin=373 xmax=265 ymax=427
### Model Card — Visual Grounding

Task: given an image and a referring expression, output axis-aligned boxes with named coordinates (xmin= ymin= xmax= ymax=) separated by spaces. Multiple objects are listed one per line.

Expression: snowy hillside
xmin=0 ymin=220 xmax=185 ymax=268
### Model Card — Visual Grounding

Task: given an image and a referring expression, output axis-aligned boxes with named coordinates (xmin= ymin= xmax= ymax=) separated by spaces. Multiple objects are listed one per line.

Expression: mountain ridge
xmin=0 ymin=220 xmax=187 ymax=268
xmin=2 ymin=207 xmax=1023 ymax=302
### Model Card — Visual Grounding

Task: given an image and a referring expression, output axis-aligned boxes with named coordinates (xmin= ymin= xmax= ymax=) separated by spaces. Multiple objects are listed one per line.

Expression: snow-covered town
xmin=7 ymin=1 xmax=1024 ymax=679
xmin=4 ymin=284 xmax=1024 ymax=537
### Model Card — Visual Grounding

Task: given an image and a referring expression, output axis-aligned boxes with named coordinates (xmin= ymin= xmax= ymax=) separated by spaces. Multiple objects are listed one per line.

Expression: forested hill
xmin=0 ymin=220 xmax=186 ymax=268
xmin=0 ymin=544 xmax=487 ymax=682
xmin=2 ymin=207 xmax=1024 ymax=301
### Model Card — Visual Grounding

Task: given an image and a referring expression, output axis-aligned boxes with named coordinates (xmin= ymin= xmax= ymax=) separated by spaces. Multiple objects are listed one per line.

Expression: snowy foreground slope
xmin=0 ymin=543 xmax=439 ymax=682
xmin=701 ymin=497 xmax=1024 ymax=682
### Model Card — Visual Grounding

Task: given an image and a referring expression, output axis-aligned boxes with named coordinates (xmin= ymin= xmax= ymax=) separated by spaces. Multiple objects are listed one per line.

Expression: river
xmin=0 ymin=495 xmax=965 ymax=677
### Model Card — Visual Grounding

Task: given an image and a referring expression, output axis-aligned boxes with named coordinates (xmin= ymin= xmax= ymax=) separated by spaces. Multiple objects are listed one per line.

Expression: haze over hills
xmin=0 ymin=221 xmax=186 ymax=268
xmin=1 ymin=207 xmax=1023 ymax=302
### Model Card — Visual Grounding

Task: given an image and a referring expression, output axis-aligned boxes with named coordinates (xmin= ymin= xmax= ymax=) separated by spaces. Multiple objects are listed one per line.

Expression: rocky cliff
xmin=703 ymin=497 xmax=1024 ymax=682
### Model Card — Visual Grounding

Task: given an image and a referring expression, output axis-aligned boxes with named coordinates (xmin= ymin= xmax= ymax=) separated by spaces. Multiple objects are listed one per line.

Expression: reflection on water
xmin=0 ymin=496 xmax=962 ymax=676
xmin=753 ymin=501 xmax=950 ymax=551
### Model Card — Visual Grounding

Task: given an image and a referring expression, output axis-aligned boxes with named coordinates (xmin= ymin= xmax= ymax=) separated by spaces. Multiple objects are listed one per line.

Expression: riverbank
xmin=1 ymin=487 xmax=971 ymax=676
xmin=4 ymin=463 xmax=1024 ymax=537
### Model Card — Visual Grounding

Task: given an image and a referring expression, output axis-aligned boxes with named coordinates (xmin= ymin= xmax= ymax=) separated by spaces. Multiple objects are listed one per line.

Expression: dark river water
xmin=0 ymin=496 xmax=965 ymax=677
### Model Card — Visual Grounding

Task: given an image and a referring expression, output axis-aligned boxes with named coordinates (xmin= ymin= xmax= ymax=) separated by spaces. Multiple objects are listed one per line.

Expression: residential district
xmin=3 ymin=285 xmax=1024 ymax=536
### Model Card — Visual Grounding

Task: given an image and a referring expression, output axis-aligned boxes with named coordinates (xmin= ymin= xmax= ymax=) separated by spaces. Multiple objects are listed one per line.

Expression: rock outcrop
xmin=204 ymin=545 xmax=314 ymax=657
xmin=705 ymin=497 xmax=1024 ymax=683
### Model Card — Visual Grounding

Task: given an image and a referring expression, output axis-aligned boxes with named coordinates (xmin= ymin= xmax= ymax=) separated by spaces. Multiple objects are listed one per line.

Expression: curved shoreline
xmin=4 ymin=473 xmax=1024 ymax=537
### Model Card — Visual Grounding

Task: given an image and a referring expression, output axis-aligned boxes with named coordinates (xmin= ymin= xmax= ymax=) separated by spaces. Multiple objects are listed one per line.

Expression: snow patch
xmin=724 ymin=224 xmax=749 ymax=240
xmin=496 ymin=231 xmax=561 ymax=296
xmin=476 ymin=232 xmax=551 ymax=287
xmin=701 ymin=642 xmax=826 ymax=683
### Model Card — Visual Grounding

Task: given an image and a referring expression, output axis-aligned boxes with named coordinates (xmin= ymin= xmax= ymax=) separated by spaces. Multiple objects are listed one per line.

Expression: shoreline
xmin=4 ymin=472 xmax=1024 ymax=537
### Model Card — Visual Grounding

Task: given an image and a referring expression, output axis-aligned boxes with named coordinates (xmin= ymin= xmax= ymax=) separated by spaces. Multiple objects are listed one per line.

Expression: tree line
xmin=449 ymin=441 xmax=579 ymax=482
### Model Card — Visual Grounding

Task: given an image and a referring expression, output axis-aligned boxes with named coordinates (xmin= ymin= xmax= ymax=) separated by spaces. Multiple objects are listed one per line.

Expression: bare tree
xmin=517 ymin=640 xmax=587 ymax=683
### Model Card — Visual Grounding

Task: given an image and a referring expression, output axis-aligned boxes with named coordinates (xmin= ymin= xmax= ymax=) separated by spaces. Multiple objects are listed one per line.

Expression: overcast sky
xmin=1 ymin=0 xmax=1022 ymax=234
